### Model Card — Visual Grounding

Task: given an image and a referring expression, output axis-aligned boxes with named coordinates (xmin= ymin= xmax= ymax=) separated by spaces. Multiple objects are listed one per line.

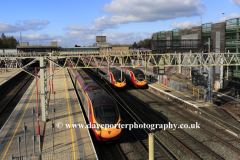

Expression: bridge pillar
xmin=220 ymin=55 xmax=224 ymax=89
xmin=178 ymin=52 xmax=182 ymax=73
xmin=40 ymin=57 xmax=48 ymax=122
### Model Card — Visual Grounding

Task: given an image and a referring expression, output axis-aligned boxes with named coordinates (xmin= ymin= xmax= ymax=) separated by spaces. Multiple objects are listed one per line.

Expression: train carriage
xmin=93 ymin=59 xmax=147 ymax=88
xmin=69 ymin=66 xmax=122 ymax=141
xmin=83 ymin=58 xmax=126 ymax=88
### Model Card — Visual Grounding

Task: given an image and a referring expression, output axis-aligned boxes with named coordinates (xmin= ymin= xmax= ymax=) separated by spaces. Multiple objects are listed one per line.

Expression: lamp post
xmin=222 ymin=13 xmax=225 ymax=21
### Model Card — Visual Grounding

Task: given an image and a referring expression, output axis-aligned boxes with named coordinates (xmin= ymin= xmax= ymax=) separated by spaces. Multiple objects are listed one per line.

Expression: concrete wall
xmin=96 ymin=36 xmax=106 ymax=43
xmin=211 ymin=22 xmax=225 ymax=85
xmin=21 ymin=42 xmax=29 ymax=46
xmin=152 ymin=33 xmax=157 ymax=40
xmin=0 ymin=49 xmax=17 ymax=53
xmin=211 ymin=22 xmax=225 ymax=53
xmin=164 ymin=31 xmax=173 ymax=40
xmin=51 ymin=41 xmax=57 ymax=46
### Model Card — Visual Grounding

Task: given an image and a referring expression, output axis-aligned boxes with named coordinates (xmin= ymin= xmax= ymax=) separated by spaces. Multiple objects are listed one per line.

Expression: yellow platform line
xmin=2 ymin=79 xmax=40 ymax=160
xmin=63 ymin=69 xmax=76 ymax=160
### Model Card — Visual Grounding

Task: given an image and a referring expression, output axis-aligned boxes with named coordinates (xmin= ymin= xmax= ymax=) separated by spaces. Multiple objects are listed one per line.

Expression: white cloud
xmin=22 ymin=33 xmax=60 ymax=41
xmin=104 ymin=32 xmax=141 ymax=44
xmin=7 ymin=33 xmax=62 ymax=46
xmin=64 ymin=30 xmax=141 ymax=45
xmin=9 ymin=31 xmax=141 ymax=47
xmin=143 ymin=32 xmax=153 ymax=35
xmin=66 ymin=0 xmax=205 ymax=32
xmin=230 ymin=0 xmax=240 ymax=6
xmin=171 ymin=21 xmax=201 ymax=29
xmin=64 ymin=0 xmax=206 ymax=46
xmin=0 ymin=20 xmax=50 ymax=33
xmin=218 ymin=13 xmax=240 ymax=22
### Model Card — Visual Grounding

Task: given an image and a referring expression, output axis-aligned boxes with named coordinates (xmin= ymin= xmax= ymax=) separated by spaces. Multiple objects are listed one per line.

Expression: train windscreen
xmin=133 ymin=70 xmax=145 ymax=81
xmin=94 ymin=104 xmax=119 ymax=124
xmin=113 ymin=72 xmax=125 ymax=82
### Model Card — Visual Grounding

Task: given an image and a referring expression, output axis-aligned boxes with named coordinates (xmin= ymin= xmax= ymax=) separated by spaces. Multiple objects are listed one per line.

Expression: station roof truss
xmin=1 ymin=52 xmax=240 ymax=70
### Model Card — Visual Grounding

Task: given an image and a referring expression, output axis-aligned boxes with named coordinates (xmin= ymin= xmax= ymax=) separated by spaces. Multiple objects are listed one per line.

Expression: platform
xmin=147 ymin=80 xmax=240 ymax=137
xmin=0 ymin=69 xmax=21 ymax=86
xmin=0 ymin=68 xmax=96 ymax=159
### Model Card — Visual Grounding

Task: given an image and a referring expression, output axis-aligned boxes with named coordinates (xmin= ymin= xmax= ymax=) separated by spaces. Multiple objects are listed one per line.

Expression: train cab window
xmin=95 ymin=105 xmax=117 ymax=117
xmin=113 ymin=72 xmax=125 ymax=82
xmin=133 ymin=71 xmax=145 ymax=81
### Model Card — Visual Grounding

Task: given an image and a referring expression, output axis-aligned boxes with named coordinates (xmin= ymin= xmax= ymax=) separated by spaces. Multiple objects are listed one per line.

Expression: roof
xmin=89 ymin=92 xmax=115 ymax=107
xmin=17 ymin=46 xmax=58 ymax=49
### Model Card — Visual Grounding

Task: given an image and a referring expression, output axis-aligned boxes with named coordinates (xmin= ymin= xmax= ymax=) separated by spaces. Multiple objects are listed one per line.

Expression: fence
xmin=169 ymin=79 xmax=188 ymax=93
xmin=150 ymin=74 xmax=205 ymax=99
xmin=1 ymin=150 xmax=85 ymax=160
xmin=153 ymin=75 xmax=188 ymax=93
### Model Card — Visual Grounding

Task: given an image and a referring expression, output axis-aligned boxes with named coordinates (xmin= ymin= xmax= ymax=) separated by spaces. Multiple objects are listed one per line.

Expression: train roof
xmin=110 ymin=68 xmax=123 ymax=74
xmin=127 ymin=68 xmax=144 ymax=73
xmin=84 ymin=83 xmax=101 ymax=91
xmin=88 ymin=92 xmax=116 ymax=107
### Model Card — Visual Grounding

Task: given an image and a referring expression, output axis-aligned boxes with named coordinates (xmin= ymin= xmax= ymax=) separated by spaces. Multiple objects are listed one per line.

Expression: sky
xmin=0 ymin=0 xmax=239 ymax=47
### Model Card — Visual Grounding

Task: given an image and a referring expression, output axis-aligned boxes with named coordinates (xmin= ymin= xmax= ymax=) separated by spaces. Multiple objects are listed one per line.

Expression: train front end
xmin=110 ymin=69 xmax=126 ymax=88
xmin=130 ymin=69 xmax=147 ymax=88
xmin=92 ymin=93 xmax=122 ymax=141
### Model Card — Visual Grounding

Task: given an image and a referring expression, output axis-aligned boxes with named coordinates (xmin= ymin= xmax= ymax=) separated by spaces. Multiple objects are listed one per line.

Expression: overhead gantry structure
xmin=1 ymin=50 xmax=240 ymax=122
xmin=1 ymin=51 xmax=240 ymax=68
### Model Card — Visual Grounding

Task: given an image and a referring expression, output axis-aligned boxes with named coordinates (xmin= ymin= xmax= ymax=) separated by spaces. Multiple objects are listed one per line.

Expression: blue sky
xmin=0 ymin=0 xmax=239 ymax=47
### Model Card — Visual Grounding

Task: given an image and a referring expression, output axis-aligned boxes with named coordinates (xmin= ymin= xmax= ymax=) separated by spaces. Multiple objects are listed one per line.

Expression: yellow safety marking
xmin=2 ymin=79 xmax=40 ymax=159
xmin=63 ymin=69 xmax=76 ymax=160
xmin=0 ymin=70 xmax=19 ymax=83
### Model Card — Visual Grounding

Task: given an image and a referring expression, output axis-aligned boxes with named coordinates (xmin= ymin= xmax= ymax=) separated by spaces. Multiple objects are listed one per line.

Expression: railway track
xmin=133 ymin=87 xmax=240 ymax=159
xmin=120 ymin=88 xmax=224 ymax=159
xmin=85 ymin=66 xmax=238 ymax=159
xmin=85 ymin=65 xmax=233 ymax=159
xmin=149 ymin=82 xmax=240 ymax=138
xmin=67 ymin=67 xmax=131 ymax=160
xmin=74 ymin=62 xmax=237 ymax=159
xmin=0 ymin=71 xmax=26 ymax=101
xmin=0 ymin=71 xmax=34 ymax=130
xmin=213 ymin=94 xmax=240 ymax=119
xmin=98 ymin=142 xmax=126 ymax=160
xmin=84 ymin=69 xmax=177 ymax=159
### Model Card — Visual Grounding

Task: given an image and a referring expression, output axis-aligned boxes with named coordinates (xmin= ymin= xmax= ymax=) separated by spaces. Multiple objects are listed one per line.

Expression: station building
xmin=152 ymin=17 xmax=240 ymax=90
xmin=17 ymin=41 xmax=58 ymax=53
xmin=16 ymin=36 xmax=132 ymax=54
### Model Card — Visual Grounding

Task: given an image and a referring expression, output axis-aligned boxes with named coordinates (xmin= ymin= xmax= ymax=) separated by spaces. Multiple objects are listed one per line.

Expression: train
xmin=82 ymin=58 xmax=126 ymax=88
xmin=93 ymin=59 xmax=147 ymax=88
xmin=68 ymin=64 xmax=122 ymax=141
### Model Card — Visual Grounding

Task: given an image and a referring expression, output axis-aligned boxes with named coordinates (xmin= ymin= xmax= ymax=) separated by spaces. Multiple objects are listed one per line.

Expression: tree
xmin=137 ymin=40 xmax=145 ymax=48
xmin=133 ymin=42 xmax=137 ymax=48
xmin=136 ymin=38 xmax=152 ymax=49
xmin=0 ymin=37 xmax=3 ymax=48
xmin=0 ymin=33 xmax=18 ymax=49
xmin=143 ymin=38 xmax=152 ymax=49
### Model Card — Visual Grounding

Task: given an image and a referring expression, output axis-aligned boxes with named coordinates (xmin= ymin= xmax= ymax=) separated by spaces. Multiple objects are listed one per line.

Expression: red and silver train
xmin=83 ymin=58 xmax=126 ymax=88
xmin=95 ymin=59 xmax=147 ymax=88
xmin=68 ymin=66 xmax=122 ymax=141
